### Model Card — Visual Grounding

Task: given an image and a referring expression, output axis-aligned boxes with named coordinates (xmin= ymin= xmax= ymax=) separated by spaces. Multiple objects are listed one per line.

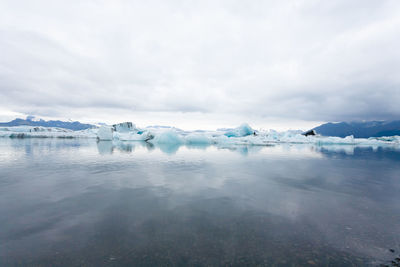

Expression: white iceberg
xmin=97 ymin=126 xmax=113 ymax=140
xmin=113 ymin=131 xmax=154 ymax=141
xmin=185 ymin=133 xmax=213 ymax=145
xmin=112 ymin=122 xmax=137 ymax=132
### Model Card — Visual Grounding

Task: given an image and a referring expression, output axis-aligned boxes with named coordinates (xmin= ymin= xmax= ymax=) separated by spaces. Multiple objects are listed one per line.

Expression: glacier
xmin=0 ymin=126 xmax=97 ymax=139
xmin=0 ymin=123 xmax=399 ymax=148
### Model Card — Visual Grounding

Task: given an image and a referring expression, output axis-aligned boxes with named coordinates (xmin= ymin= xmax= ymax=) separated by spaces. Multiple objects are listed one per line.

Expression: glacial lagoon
xmin=1 ymin=138 xmax=400 ymax=266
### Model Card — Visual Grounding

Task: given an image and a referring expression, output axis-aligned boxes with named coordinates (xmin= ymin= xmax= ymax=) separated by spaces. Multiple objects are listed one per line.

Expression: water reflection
xmin=1 ymin=139 xmax=400 ymax=266
xmin=95 ymin=139 xmax=400 ymax=159
xmin=97 ymin=141 xmax=114 ymax=154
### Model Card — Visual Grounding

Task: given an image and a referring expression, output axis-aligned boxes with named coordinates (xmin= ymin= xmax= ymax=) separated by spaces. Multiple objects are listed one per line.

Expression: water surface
xmin=1 ymin=139 xmax=400 ymax=266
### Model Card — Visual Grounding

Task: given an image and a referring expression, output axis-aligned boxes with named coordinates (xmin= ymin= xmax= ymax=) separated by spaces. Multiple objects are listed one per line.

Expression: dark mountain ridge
xmin=312 ymin=120 xmax=400 ymax=138
xmin=0 ymin=117 xmax=95 ymax=131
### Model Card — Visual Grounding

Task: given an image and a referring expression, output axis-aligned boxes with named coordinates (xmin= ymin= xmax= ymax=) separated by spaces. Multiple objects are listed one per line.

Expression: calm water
xmin=0 ymin=139 xmax=400 ymax=266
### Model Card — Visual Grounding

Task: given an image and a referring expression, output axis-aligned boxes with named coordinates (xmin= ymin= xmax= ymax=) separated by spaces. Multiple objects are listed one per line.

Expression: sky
xmin=0 ymin=0 xmax=399 ymax=131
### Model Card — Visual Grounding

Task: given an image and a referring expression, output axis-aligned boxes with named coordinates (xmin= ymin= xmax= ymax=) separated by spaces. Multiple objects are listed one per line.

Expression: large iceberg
xmin=151 ymin=130 xmax=183 ymax=145
xmin=105 ymin=122 xmax=154 ymax=141
xmin=112 ymin=122 xmax=137 ymax=133
xmin=185 ymin=133 xmax=213 ymax=145
xmin=224 ymin=123 xmax=255 ymax=137
xmin=97 ymin=126 xmax=113 ymax=140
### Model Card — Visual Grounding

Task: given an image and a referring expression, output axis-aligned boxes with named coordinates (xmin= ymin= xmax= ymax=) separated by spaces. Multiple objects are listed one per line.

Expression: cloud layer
xmin=0 ymin=0 xmax=399 ymax=129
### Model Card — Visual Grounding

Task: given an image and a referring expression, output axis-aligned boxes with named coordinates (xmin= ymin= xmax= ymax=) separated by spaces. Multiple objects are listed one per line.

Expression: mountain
xmin=312 ymin=121 xmax=400 ymax=138
xmin=0 ymin=117 xmax=95 ymax=131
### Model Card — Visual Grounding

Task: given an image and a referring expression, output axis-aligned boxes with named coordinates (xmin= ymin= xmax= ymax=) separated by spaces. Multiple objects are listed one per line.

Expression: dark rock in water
xmin=144 ymin=132 xmax=154 ymax=141
xmin=302 ymin=130 xmax=316 ymax=136
xmin=382 ymin=253 xmax=400 ymax=267
xmin=9 ymin=133 xmax=26 ymax=138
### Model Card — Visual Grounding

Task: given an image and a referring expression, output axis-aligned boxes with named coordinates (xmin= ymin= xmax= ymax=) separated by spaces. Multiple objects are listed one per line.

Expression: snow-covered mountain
xmin=0 ymin=117 xmax=95 ymax=131
xmin=312 ymin=120 xmax=400 ymax=138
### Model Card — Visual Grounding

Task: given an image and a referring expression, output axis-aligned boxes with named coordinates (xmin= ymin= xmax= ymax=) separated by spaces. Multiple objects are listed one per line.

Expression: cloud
xmin=0 ymin=0 xmax=399 ymax=129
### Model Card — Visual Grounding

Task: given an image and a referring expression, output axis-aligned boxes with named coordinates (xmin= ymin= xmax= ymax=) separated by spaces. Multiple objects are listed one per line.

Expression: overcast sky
xmin=0 ymin=0 xmax=399 ymax=130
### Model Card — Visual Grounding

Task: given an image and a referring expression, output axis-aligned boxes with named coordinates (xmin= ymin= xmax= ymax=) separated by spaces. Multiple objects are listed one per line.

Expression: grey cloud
xmin=0 ymin=0 xmax=399 ymax=128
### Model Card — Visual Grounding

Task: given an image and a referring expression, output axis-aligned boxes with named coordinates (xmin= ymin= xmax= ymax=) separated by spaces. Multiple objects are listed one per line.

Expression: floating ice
xmin=185 ymin=134 xmax=213 ymax=145
xmin=112 ymin=122 xmax=137 ymax=132
xmin=224 ymin=123 xmax=254 ymax=137
xmin=0 ymin=123 xmax=399 ymax=149
xmin=150 ymin=130 xmax=183 ymax=145
xmin=114 ymin=131 xmax=154 ymax=141
xmin=97 ymin=126 xmax=113 ymax=140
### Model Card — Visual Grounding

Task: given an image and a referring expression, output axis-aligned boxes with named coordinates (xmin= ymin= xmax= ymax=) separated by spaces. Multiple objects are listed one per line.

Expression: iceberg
xmin=112 ymin=122 xmax=137 ymax=132
xmin=150 ymin=130 xmax=183 ymax=145
xmin=97 ymin=126 xmax=113 ymax=140
xmin=113 ymin=131 xmax=154 ymax=141
xmin=106 ymin=121 xmax=154 ymax=141
xmin=0 ymin=122 xmax=399 ymax=149
xmin=185 ymin=133 xmax=213 ymax=145
xmin=224 ymin=123 xmax=254 ymax=137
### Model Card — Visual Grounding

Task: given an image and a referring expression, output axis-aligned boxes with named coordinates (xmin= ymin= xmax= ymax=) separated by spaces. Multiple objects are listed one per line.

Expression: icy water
xmin=1 ymin=139 xmax=400 ymax=267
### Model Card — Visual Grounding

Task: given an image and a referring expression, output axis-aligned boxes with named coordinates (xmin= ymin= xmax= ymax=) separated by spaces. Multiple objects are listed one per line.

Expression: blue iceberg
xmin=224 ymin=123 xmax=254 ymax=137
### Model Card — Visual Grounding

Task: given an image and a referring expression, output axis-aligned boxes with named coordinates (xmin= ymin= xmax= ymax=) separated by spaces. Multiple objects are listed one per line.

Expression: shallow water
xmin=0 ymin=139 xmax=400 ymax=266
